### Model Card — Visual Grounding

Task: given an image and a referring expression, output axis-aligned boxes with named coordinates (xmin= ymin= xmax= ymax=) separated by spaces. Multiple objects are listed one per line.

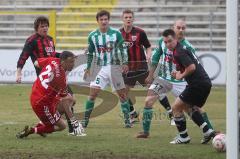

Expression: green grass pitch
xmin=0 ymin=84 xmax=226 ymax=159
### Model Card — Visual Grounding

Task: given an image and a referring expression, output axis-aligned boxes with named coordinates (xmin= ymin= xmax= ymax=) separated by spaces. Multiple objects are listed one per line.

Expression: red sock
xmin=35 ymin=121 xmax=45 ymax=128
xmin=33 ymin=125 xmax=54 ymax=134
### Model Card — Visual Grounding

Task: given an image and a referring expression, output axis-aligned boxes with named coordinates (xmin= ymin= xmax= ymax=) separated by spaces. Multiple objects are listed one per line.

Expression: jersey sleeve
xmin=151 ymin=39 xmax=163 ymax=66
xmin=184 ymin=40 xmax=196 ymax=54
xmin=16 ymin=40 xmax=33 ymax=69
xmin=116 ymin=31 xmax=128 ymax=64
xmin=140 ymin=31 xmax=151 ymax=49
xmin=86 ymin=34 xmax=95 ymax=69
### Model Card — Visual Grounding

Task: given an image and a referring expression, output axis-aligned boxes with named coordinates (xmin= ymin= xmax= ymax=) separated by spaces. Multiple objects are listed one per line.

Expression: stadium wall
xmin=0 ymin=50 xmax=226 ymax=85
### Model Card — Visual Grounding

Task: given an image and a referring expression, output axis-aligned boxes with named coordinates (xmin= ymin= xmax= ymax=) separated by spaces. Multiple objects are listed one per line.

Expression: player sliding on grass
xmin=16 ymin=51 xmax=86 ymax=138
xmin=16 ymin=16 xmax=75 ymax=135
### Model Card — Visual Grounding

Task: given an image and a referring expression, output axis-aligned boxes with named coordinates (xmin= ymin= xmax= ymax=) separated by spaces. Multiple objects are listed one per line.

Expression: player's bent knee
xmin=57 ymin=122 xmax=66 ymax=131
xmin=145 ymin=95 xmax=158 ymax=107
xmin=172 ymin=104 xmax=184 ymax=117
xmin=54 ymin=119 xmax=67 ymax=131
xmin=89 ymin=95 xmax=97 ymax=101
xmin=145 ymin=99 xmax=154 ymax=108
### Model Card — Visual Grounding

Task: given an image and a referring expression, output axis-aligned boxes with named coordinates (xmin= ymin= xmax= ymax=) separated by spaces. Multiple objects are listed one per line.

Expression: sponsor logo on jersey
xmin=123 ymin=41 xmax=133 ymax=48
xmin=97 ymin=44 xmax=113 ymax=53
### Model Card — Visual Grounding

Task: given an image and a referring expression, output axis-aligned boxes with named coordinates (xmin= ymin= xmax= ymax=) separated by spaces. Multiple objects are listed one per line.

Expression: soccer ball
xmin=212 ymin=133 xmax=226 ymax=152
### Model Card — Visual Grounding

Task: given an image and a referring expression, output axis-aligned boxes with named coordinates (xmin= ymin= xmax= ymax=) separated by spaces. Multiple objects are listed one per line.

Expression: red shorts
xmin=31 ymin=97 xmax=61 ymax=126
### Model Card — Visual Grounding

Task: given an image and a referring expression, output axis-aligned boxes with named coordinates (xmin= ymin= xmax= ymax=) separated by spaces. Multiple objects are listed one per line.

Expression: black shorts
xmin=123 ymin=70 xmax=149 ymax=87
xmin=179 ymin=83 xmax=211 ymax=108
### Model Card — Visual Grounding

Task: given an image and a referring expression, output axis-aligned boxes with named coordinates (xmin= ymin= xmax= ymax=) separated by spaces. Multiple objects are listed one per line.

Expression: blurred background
xmin=0 ymin=0 xmax=239 ymax=84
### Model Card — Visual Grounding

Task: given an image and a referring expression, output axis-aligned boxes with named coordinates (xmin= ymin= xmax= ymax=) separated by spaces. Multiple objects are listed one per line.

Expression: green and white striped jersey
xmin=86 ymin=27 xmax=128 ymax=69
xmin=151 ymin=37 xmax=196 ymax=82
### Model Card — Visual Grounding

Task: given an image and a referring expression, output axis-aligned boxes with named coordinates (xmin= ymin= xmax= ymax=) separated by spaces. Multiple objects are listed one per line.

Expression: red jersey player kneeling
xmin=16 ymin=51 xmax=86 ymax=138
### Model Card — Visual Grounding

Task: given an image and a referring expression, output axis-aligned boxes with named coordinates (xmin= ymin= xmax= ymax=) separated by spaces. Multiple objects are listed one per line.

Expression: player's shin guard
xmin=83 ymin=100 xmax=94 ymax=128
xmin=142 ymin=107 xmax=153 ymax=134
xmin=66 ymin=107 xmax=74 ymax=133
xmin=191 ymin=109 xmax=210 ymax=133
xmin=159 ymin=96 xmax=171 ymax=111
xmin=174 ymin=116 xmax=189 ymax=138
xmin=121 ymin=101 xmax=131 ymax=127
xmin=128 ymin=98 xmax=138 ymax=122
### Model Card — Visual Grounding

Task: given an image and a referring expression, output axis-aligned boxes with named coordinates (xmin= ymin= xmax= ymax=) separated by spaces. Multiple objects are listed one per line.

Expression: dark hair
xmin=122 ymin=9 xmax=134 ymax=17
xmin=162 ymin=29 xmax=176 ymax=37
xmin=34 ymin=16 xmax=49 ymax=31
xmin=96 ymin=10 xmax=110 ymax=20
xmin=60 ymin=51 xmax=75 ymax=61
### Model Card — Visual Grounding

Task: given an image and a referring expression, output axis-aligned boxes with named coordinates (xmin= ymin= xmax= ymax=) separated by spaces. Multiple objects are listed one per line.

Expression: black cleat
xmin=16 ymin=126 xmax=31 ymax=139
xmin=201 ymin=129 xmax=216 ymax=144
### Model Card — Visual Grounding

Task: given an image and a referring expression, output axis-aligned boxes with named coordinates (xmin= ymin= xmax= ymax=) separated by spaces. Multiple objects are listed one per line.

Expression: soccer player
xmin=82 ymin=10 xmax=132 ymax=128
xmin=164 ymin=29 xmax=215 ymax=144
xmin=156 ymin=19 xmax=214 ymax=127
xmin=137 ymin=21 xmax=215 ymax=142
xmin=16 ymin=51 xmax=86 ymax=138
xmin=120 ymin=9 xmax=151 ymax=123
xmin=16 ymin=16 xmax=74 ymax=134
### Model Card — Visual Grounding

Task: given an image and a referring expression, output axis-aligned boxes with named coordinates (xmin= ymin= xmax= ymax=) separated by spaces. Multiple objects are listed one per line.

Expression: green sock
xmin=142 ymin=108 xmax=153 ymax=134
xmin=121 ymin=101 xmax=130 ymax=125
xmin=202 ymin=112 xmax=213 ymax=129
xmin=83 ymin=100 xmax=95 ymax=127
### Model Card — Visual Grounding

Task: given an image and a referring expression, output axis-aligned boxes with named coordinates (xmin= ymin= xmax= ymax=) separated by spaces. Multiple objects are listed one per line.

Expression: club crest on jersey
xmin=109 ymin=35 xmax=116 ymax=41
xmin=131 ymin=36 xmax=137 ymax=41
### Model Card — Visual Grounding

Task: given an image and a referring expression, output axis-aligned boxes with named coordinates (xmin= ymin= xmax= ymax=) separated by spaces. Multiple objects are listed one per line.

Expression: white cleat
xmin=69 ymin=131 xmax=87 ymax=137
xmin=170 ymin=135 xmax=191 ymax=144
xmin=75 ymin=133 xmax=87 ymax=137
xmin=170 ymin=118 xmax=176 ymax=126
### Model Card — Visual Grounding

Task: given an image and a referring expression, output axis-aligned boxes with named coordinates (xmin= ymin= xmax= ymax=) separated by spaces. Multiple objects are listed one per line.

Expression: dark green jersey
xmin=86 ymin=27 xmax=128 ymax=69
xmin=151 ymin=37 xmax=195 ymax=82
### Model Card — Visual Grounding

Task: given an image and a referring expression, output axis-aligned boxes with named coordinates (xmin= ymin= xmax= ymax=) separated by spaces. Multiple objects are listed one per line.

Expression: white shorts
xmin=149 ymin=77 xmax=187 ymax=99
xmin=90 ymin=65 xmax=125 ymax=91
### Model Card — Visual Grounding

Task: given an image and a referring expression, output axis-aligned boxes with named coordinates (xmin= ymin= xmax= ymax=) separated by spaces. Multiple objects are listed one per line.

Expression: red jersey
xmin=31 ymin=57 xmax=67 ymax=106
